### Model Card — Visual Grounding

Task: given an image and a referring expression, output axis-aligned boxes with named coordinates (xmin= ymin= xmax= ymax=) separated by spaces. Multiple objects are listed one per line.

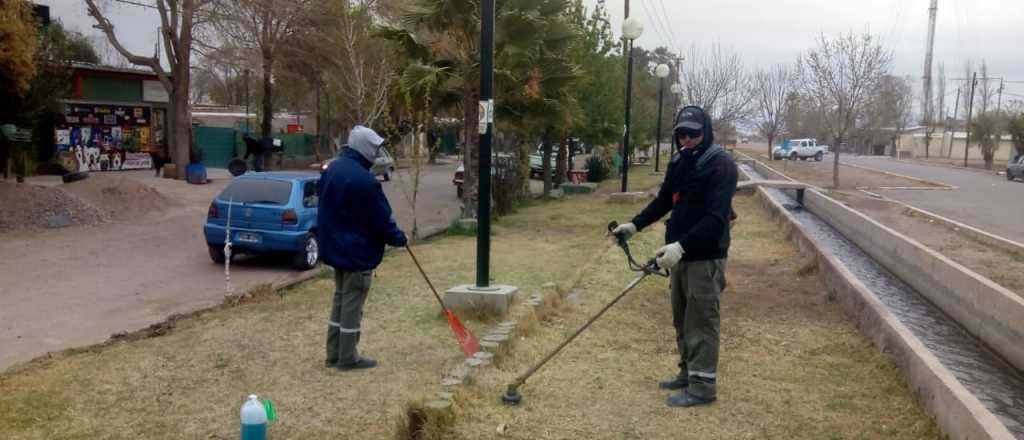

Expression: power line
xmin=637 ymin=0 xmax=673 ymax=50
xmin=656 ymin=0 xmax=678 ymax=44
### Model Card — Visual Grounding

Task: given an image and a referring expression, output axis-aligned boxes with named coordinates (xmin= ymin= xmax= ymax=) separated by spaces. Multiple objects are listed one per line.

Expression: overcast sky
xmin=39 ymin=0 xmax=1024 ymax=108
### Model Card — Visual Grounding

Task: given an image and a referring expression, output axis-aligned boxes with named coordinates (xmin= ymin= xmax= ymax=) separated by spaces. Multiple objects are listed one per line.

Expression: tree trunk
xmin=767 ymin=135 xmax=774 ymax=161
xmin=169 ymin=68 xmax=191 ymax=179
xmin=541 ymin=127 xmax=553 ymax=197
xmin=924 ymin=132 xmax=931 ymax=159
xmin=554 ymin=135 xmax=567 ymax=188
xmin=261 ymin=53 xmax=274 ymax=169
xmin=462 ymin=90 xmax=480 ymax=218
xmin=833 ymin=136 xmax=842 ymax=189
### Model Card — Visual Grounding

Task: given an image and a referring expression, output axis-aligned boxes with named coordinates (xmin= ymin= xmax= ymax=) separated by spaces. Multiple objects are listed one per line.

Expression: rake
xmin=406 ymin=246 xmax=481 ymax=358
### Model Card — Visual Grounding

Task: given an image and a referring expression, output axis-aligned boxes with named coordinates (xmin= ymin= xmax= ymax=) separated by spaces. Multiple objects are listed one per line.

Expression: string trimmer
xmin=500 ymin=221 xmax=669 ymax=405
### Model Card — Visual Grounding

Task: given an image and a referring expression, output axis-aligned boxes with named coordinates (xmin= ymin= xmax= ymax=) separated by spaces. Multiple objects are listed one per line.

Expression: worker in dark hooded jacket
xmin=612 ymin=106 xmax=738 ymax=407
xmin=318 ymin=125 xmax=407 ymax=371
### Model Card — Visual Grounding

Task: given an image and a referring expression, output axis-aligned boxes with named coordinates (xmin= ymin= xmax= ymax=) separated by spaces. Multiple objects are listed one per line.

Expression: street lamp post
xmin=620 ymin=16 xmax=643 ymax=192
xmin=477 ymin=0 xmax=495 ymax=288
xmin=671 ymin=83 xmax=683 ymax=113
xmin=654 ymin=63 xmax=670 ymax=173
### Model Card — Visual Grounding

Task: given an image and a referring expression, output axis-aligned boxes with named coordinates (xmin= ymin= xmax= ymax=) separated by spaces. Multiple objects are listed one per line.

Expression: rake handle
xmin=406 ymin=246 xmax=447 ymax=312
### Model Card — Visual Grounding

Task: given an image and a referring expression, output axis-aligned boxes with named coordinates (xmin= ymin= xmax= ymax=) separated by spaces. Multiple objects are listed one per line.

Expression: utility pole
xmin=476 ymin=0 xmax=495 ymax=288
xmin=621 ymin=0 xmax=633 ymax=192
xmin=964 ymin=72 xmax=978 ymax=168
xmin=920 ymin=0 xmax=937 ymax=158
xmin=674 ymin=56 xmax=683 ymax=109
xmin=997 ymin=78 xmax=1005 ymax=112
xmin=948 ymin=86 xmax=960 ymax=158
xmin=922 ymin=0 xmax=937 ymax=127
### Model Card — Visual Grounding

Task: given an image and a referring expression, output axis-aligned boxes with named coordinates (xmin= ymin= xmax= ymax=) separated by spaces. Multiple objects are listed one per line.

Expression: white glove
xmin=611 ymin=222 xmax=637 ymax=241
xmin=655 ymin=242 xmax=684 ymax=270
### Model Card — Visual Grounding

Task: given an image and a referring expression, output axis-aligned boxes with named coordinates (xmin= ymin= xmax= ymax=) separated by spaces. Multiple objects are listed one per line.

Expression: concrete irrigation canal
xmin=739 ymin=159 xmax=1024 ymax=440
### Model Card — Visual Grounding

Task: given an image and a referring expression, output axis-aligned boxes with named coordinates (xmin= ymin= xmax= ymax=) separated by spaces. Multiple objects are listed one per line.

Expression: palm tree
xmin=970 ymin=111 xmax=1002 ymax=170
xmin=377 ymin=0 xmax=578 ymax=215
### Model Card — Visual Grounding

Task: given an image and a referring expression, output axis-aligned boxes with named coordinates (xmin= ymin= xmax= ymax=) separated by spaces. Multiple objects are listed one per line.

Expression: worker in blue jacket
xmin=318 ymin=125 xmax=407 ymax=371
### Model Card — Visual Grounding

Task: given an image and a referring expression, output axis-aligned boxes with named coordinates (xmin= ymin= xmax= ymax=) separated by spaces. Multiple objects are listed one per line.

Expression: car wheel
xmin=789 ymin=152 xmax=798 ymax=161
xmin=293 ymin=233 xmax=319 ymax=270
xmin=815 ymin=152 xmax=823 ymax=161
xmin=228 ymin=159 xmax=248 ymax=177
xmin=383 ymin=172 xmax=391 ymax=182
xmin=208 ymin=244 xmax=227 ymax=264
xmin=1008 ymin=171 xmax=1015 ymax=181
xmin=62 ymin=171 xmax=89 ymax=183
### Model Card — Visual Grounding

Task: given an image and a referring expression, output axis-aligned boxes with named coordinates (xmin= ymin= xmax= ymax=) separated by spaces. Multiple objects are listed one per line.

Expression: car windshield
xmin=219 ymin=179 xmax=293 ymax=205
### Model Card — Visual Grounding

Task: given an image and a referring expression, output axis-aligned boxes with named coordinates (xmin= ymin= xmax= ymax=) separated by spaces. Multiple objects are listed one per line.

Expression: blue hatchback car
xmin=204 ymin=172 xmax=320 ymax=270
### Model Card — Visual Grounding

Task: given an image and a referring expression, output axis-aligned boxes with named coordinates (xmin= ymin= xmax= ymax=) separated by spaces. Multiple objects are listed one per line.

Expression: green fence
xmin=193 ymin=127 xmax=316 ymax=169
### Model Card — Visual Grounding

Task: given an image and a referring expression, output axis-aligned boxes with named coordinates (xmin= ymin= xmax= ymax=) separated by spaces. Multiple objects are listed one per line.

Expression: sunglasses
xmin=676 ymin=128 xmax=702 ymax=140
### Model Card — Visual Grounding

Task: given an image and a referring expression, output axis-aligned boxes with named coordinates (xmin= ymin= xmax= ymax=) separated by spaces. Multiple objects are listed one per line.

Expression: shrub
xmin=585 ymin=155 xmax=610 ymax=182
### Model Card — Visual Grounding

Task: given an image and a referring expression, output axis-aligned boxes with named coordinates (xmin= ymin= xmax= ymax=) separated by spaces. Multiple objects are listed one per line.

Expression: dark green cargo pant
xmin=669 ymin=259 xmax=726 ymax=399
xmin=326 ymin=270 xmax=373 ymax=366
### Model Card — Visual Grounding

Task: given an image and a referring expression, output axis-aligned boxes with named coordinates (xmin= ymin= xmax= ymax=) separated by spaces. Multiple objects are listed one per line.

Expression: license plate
xmin=236 ymin=232 xmax=262 ymax=243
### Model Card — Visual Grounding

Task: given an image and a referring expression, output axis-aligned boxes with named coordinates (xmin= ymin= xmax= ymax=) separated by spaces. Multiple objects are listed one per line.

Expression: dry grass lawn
xmin=448 ymin=195 xmax=939 ymax=440
xmin=0 ymin=169 xmax=939 ymax=439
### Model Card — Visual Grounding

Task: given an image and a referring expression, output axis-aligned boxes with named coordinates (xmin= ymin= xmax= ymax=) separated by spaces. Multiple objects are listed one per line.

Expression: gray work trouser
xmin=326 ymin=269 xmax=373 ymax=366
xmin=669 ymin=259 xmax=726 ymax=399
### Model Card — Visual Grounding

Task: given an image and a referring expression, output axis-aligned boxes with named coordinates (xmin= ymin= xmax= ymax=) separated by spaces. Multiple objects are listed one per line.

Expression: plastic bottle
xmin=240 ymin=394 xmax=267 ymax=440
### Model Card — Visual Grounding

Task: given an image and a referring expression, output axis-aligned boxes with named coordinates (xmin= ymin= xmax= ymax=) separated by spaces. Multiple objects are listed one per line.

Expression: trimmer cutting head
xmin=500 ymin=385 xmax=522 ymax=406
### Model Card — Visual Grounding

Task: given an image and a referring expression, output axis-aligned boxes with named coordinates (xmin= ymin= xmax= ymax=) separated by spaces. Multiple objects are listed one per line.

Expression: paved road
xmin=0 ymin=163 xmax=462 ymax=372
xmin=842 ymin=156 xmax=1023 ymax=242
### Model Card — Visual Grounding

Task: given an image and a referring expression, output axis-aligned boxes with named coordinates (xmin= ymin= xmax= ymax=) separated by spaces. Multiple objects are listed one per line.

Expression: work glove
xmin=610 ymin=222 xmax=637 ymax=242
xmin=654 ymin=242 xmax=684 ymax=270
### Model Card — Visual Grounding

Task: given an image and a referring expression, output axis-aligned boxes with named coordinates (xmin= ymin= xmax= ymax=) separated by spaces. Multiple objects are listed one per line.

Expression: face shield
xmin=370 ymin=145 xmax=394 ymax=176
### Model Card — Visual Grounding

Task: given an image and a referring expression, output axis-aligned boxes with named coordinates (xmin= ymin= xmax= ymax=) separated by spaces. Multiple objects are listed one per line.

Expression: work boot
xmin=336 ymin=357 xmax=378 ymax=371
xmin=658 ymin=375 xmax=688 ymax=390
xmin=666 ymin=390 xmax=716 ymax=408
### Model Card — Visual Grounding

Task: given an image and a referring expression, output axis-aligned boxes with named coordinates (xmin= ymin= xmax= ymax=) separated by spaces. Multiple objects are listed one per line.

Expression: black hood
xmin=672 ymin=105 xmax=714 ymax=151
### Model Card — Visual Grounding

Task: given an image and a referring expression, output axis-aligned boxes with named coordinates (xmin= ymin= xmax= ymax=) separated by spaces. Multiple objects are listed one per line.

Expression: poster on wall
xmin=56 ymin=103 xmax=161 ymax=171
xmin=56 ymin=129 xmax=70 ymax=148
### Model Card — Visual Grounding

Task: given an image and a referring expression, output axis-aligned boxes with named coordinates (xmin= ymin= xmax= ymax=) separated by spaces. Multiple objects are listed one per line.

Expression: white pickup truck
xmin=772 ymin=138 xmax=829 ymax=161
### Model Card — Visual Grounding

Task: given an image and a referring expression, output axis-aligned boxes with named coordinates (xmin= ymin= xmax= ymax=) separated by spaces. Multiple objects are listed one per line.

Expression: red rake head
xmin=444 ymin=309 xmax=481 ymax=358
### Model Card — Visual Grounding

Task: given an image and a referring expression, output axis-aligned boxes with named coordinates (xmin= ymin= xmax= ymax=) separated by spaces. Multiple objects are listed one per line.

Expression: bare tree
xmin=303 ymin=1 xmax=393 ymax=130
xmin=85 ymin=0 xmax=215 ymax=178
xmin=979 ymin=60 xmax=996 ymax=114
xmin=681 ymin=43 xmax=751 ymax=128
xmin=211 ymin=0 xmax=313 ymax=143
xmin=800 ymin=31 xmax=892 ymax=188
xmin=752 ymin=64 xmax=794 ymax=160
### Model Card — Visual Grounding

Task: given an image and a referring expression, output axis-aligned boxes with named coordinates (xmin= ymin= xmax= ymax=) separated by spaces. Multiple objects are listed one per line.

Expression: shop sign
xmin=143 ymin=80 xmax=169 ymax=103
